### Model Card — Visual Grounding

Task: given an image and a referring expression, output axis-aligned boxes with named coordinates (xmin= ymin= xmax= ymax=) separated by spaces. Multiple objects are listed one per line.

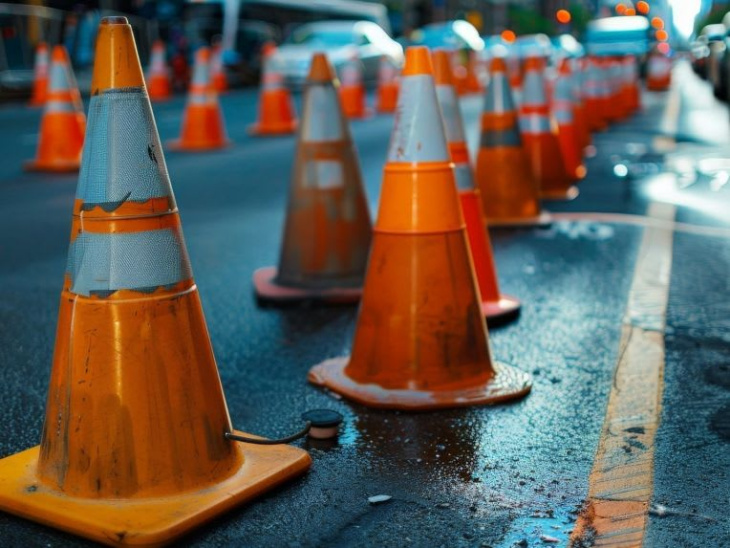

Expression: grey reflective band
xmin=45 ymin=100 xmax=74 ymax=113
xmin=302 ymin=84 xmax=345 ymax=142
xmin=453 ymin=163 xmax=475 ymax=191
xmin=520 ymin=114 xmax=551 ymax=134
xmin=484 ymin=74 xmax=515 ymax=114
xmin=554 ymin=110 xmax=573 ymax=124
xmin=188 ymin=91 xmax=209 ymax=105
xmin=48 ymin=63 xmax=69 ymax=93
xmin=66 ymin=228 xmax=193 ymax=296
xmin=77 ymin=87 xmax=175 ymax=210
xmin=480 ymin=127 xmax=521 ymax=148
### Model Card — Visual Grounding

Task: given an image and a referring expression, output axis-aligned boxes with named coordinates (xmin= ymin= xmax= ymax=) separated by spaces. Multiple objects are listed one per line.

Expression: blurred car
xmin=409 ymin=20 xmax=484 ymax=52
xmin=274 ymin=20 xmax=403 ymax=87
xmin=699 ymin=23 xmax=727 ymax=97
xmin=584 ymin=16 xmax=650 ymax=57
xmin=691 ymin=35 xmax=711 ymax=78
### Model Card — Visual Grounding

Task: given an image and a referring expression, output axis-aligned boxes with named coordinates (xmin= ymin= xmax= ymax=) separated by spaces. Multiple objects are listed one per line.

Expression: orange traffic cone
xmin=571 ymin=57 xmax=592 ymax=150
xmin=339 ymin=50 xmax=370 ymax=118
xmin=28 ymin=42 xmax=49 ymax=107
xmin=553 ymin=59 xmax=587 ymax=181
xmin=169 ymin=46 xmax=230 ymax=151
xmin=476 ymin=56 xmax=544 ymax=226
xmin=603 ymin=58 xmax=623 ymax=123
xmin=253 ymin=53 xmax=372 ymax=303
xmin=520 ymin=55 xmax=577 ymax=201
xmin=647 ymin=50 xmax=672 ymax=91
xmin=433 ymin=49 xmax=520 ymax=323
xmin=308 ymin=46 xmax=532 ymax=411
xmin=249 ymin=42 xmax=297 ymax=135
xmin=626 ymin=56 xmax=641 ymax=112
xmin=584 ymin=57 xmax=608 ymax=132
xmin=0 ymin=17 xmax=310 ymax=547
xmin=24 ymin=45 xmax=85 ymax=172
xmin=376 ymin=55 xmax=399 ymax=113
xmin=211 ymin=42 xmax=229 ymax=93
xmin=146 ymin=39 xmax=172 ymax=101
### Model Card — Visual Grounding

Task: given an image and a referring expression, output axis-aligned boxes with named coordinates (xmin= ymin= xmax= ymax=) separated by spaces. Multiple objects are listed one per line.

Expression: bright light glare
xmin=668 ymin=0 xmax=701 ymax=38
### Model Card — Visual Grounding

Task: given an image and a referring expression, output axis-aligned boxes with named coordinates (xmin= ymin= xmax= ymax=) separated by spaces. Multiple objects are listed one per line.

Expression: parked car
xmin=690 ymin=36 xmax=711 ymax=78
xmin=274 ymin=20 xmax=403 ymax=87
xmin=699 ymin=23 xmax=727 ymax=98
xmin=409 ymin=20 xmax=484 ymax=52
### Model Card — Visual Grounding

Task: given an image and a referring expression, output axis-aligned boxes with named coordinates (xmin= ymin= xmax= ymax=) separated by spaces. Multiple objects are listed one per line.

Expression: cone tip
xmin=51 ymin=45 xmax=68 ymax=63
xmin=308 ymin=52 xmax=334 ymax=82
xmin=524 ymin=56 xmax=545 ymax=72
xmin=402 ymin=46 xmax=433 ymax=77
xmin=490 ymin=56 xmax=507 ymax=73
xmin=196 ymin=47 xmax=211 ymax=63
xmin=101 ymin=16 xmax=129 ymax=25
xmin=92 ymin=17 xmax=144 ymax=93
xmin=559 ymin=58 xmax=571 ymax=74
xmin=431 ymin=49 xmax=453 ymax=86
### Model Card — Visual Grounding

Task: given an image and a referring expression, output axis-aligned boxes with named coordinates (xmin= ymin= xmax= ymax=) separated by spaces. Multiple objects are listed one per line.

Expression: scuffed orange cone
xmin=476 ymin=56 xmax=545 ymax=226
xmin=210 ymin=42 xmax=229 ymax=93
xmin=433 ymin=49 xmax=520 ymax=323
xmin=339 ymin=50 xmax=370 ymax=118
xmin=169 ymin=46 xmax=230 ymax=151
xmin=520 ymin=55 xmax=578 ymax=201
xmin=308 ymin=46 xmax=532 ymax=411
xmin=28 ymin=42 xmax=49 ymax=107
xmin=376 ymin=55 xmax=399 ymax=113
xmin=24 ymin=45 xmax=85 ymax=172
xmin=553 ymin=59 xmax=587 ymax=181
xmin=253 ymin=53 xmax=372 ymax=304
xmin=249 ymin=42 xmax=297 ymax=135
xmin=146 ymin=39 xmax=172 ymax=101
xmin=0 ymin=17 xmax=310 ymax=547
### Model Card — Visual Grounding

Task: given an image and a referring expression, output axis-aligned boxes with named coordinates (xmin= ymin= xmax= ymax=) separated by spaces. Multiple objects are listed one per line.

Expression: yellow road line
xmin=570 ymin=201 xmax=675 ymax=547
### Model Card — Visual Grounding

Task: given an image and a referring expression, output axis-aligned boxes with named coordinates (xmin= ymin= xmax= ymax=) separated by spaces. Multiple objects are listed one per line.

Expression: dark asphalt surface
xmin=0 ymin=61 xmax=728 ymax=547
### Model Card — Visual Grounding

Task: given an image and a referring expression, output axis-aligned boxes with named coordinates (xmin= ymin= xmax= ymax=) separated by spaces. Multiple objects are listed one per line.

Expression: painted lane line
xmin=570 ymin=201 xmax=676 ymax=547
xmin=550 ymin=212 xmax=730 ymax=239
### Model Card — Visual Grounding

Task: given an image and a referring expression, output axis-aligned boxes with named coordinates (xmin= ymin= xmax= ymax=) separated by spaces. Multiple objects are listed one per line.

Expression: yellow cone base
xmin=253 ymin=267 xmax=362 ymax=304
xmin=247 ymin=122 xmax=297 ymax=136
xmin=541 ymin=186 xmax=579 ymax=202
xmin=487 ymin=211 xmax=553 ymax=228
xmin=309 ymin=357 xmax=532 ymax=411
xmin=24 ymin=159 xmax=80 ymax=173
xmin=481 ymin=294 xmax=521 ymax=325
xmin=0 ymin=438 xmax=311 ymax=547
xmin=166 ymin=139 xmax=231 ymax=152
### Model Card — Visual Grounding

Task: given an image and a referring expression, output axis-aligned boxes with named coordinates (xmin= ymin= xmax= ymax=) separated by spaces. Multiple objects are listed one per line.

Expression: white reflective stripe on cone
xmin=191 ymin=57 xmax=209 ymax=87
xmin=302 ymin=84 xmax=345 ymax=142
xmin=379 ymin=58 xmax=397 ymax=83
xmin=45 ymin=100 xmax=75 ymax=113
xmin=387 ymin=73 xmax=449 ymax=163
xmin=304 ymin=160 xmax=345 ymax=189
xmin=262 ymin=62 xmax=284 ymax=90
xmin=436 ymin=84 xmax=467 ymax=144
xmin=77 ymin=87 xmax=175 ymax=209
xmin=522 ymin=71 xmax=547 ymax=106
xmin=150 ymin=51 xmax=166 ymax=72
xmin=48 ymin=62 xmax=70 ymax=92
xmin=35 ymin=51 xmax=49 ymax=75
xmin=484 ymin=72 xmax=515 ymax=114
xmin=520 ymin=114 xmax=551 ymax=134
xmin=341 ymin=60 xmax=361 ymax=86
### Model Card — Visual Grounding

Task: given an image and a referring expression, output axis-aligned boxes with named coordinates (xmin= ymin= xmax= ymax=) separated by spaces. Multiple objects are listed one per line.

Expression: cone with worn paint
xmin=553 ymin=59 xmax=587 ymax=182
xmin=339 ymin=50 xmax=369 ymax=118
xmin=520 ymin=55 xmax=577 ymax=201
xmin=433 ymin=49 xmax=520 ymax=323
xmin=210 ymin=42 xmax=229 ymax=93
xmin=249 ymin=42 xmax=297 ymax=135
xmin=308 ymin=46 xmax=532 ymax=410
xmin=476 ymin=56 xmax=544 ymax=225
xmin=647 ymin=51 xmax=672 ymax=91
xmin=24 ymin=45 xmax=85 ymax=172
xmin=169 ymin=46 xmax=230 ymax=150
xmin=28 ymin=42 xmax=49 ymax=107
xmin=146 ymin=39 xmax=172 ymax=101
xmin=583 ymin=57 xmax=609 ymax=132
xmin=376 ymin=55 xmax=399 ymax=113
xmin=0 ymin=18 xmax=310 ymax=546
xmin=254 ymin=53 xmax=372 ymax=303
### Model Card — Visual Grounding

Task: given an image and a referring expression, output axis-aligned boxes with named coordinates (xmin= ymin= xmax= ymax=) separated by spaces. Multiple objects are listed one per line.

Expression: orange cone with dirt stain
xmin=476 ymin=56 xmax=544 ymax=226
xmin=169 ymin=46 xmax=230 ymax=150
xmin=249 ymin=42 xmax=297 ymax=135
xmin=210 ymin=42 xmax=229 ymax=93
xmin=553 ymin=58 xmax=587 ymax=182
xmin=520 ymin=55 xmax=578 ymax=201
xmin=28 ymin=42 xmax=49 ymax=107
xmin=339 ymin=50 xmax=369 ymax=118
xmin=253 ymin=52 xmax=372 ymax=303
xmin=308 ymin=46 xmax=532 ymax=411
xmin=376 ymin=55 xmax=399 ymax=113
xmin=146 ymin=39 xmax=172 ymax=101
xmin=0 ymin=17 xmax=310 ymax=547
xmin=433 ymin=49 xmax=520 ymax=324
xmin=24 ymin=45 xmax=85 ymax=172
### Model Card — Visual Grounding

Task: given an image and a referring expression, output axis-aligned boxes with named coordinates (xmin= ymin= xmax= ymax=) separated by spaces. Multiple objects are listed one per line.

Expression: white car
xmin=273 ymin=20 xmax=403 ymax=87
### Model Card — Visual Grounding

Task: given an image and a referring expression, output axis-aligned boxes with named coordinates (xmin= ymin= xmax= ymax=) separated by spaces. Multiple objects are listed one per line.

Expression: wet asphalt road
xmin=0 ymin=61 xmax=728 ymax=547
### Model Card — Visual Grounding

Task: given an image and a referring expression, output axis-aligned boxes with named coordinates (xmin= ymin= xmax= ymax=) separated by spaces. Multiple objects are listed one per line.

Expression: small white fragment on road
xmin=368 ymin=495 xmax=392 ymax=505
xmin=540 ymin=534 xmax=559 ymax=543
xmin=649 ymin=504 xmax=668 ymax=517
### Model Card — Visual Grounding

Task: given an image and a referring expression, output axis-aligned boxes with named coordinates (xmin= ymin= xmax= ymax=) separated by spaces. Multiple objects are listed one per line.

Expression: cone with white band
xmin=583 ymin=57 xmax=608 ymax=132
xmin=254 ymin=52 xmax=372 ymax=303
xmin=376 ymin=55 xmax=399 ymax=113
xmin=146 ymin=39 xmax=172 ymax=101
xmin=210 ymin=42 xmax=229 ymax=93
xmin=28 ymin=42 xmax=49 ymax=107
xmin=0 ymin=18 xmax=310 ymax=546
xmin=553 ymin=58 xmax=587 ymax=181
xmin=339 ymin=50 xmax=370 ymax=118
xmin=308 ymin=46 xmax=532 ymax=410
xmin=647 ymin=50 xmax=672 ymax=91
xmin=249 ymin=42 xmax=297 ymax=135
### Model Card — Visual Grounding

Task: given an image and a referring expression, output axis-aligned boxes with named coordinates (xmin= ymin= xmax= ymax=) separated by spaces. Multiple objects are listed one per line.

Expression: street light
xmin=636 ymin=1 xmax=650 ymax=15
xmin=556 ymin=9 xmax=571 ymax=24
xmin=651 ymin=16 xmax=664 ymax=29
xmin=615 ymin=3 xmax=627 ymax=15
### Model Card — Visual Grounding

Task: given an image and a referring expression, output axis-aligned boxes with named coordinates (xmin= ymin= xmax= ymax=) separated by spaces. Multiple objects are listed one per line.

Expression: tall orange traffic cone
xmin=339 ymin=50 xmax=370 ymax=118
xmin=0 ymin=17 xmax=310 ymax=546
xmin=571 ymin=57 xmax=592 ymax=150
xmin=553 ymin=59 xmax=587 ymax=181
xmin=627 ymin=56 xmax=641 ymax=112
xmin=28 ymin=42 xmax=49 ymax=107
xmin=376 ymin=55 xmax=399 ymax=113
xmin=210 ymin=42 xmax=229 ymax=93
xmin=476 ymin=56 xmax=544 ymax=226
xmin=583 ymin=57 xmax=608 ymax=132
xmin=146 ymin=39 xmax=172 ymax=101
xmin=24 ymin=45 xmax=85 ymax=172
xmin=169 ymin=46 xmax=230 ymax=151
xmin=603 ymin=58 xmax=624 ymax=123
xmin=646 ymin=50 xmax=672 ymax=91
xmin=520 ymin=55 xmax=578 ymax=201
xmin=308 ymin=47 xmax=532 ymax=411
xmin=253 ymin=53 xmax=372 ymax=303
xmin=433 ymin=49 xmax=520 ymax=323
xmin=249 ymin=42 xmax=297 ymax=135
